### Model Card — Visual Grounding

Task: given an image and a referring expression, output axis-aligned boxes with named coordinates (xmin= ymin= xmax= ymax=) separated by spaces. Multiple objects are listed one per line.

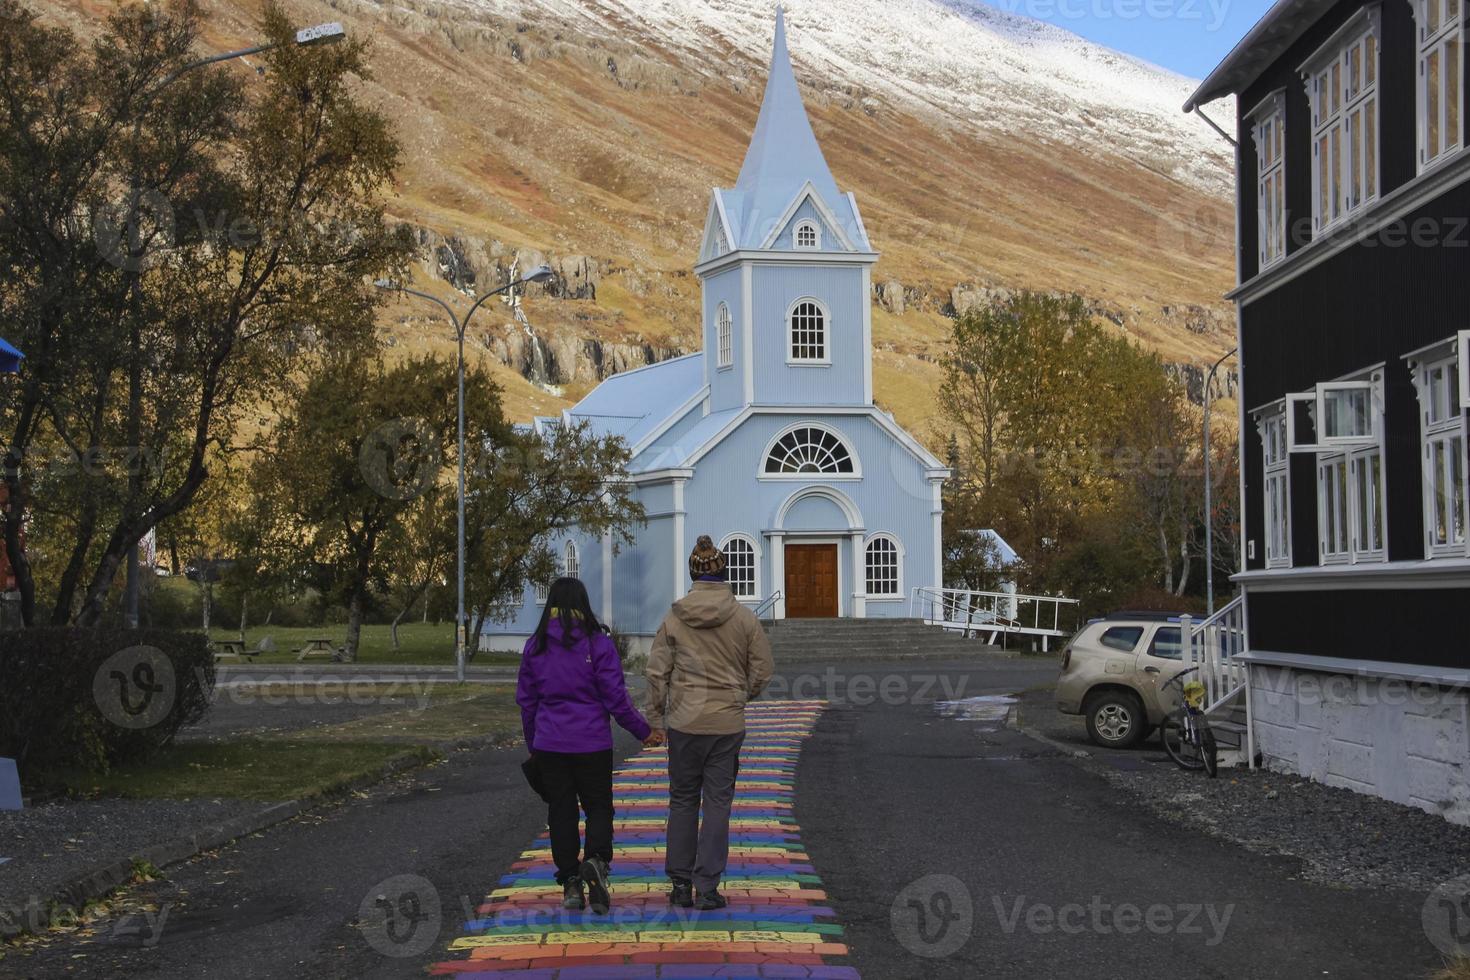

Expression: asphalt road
xmin=0 ymin=657 xmax=1445 ymax=978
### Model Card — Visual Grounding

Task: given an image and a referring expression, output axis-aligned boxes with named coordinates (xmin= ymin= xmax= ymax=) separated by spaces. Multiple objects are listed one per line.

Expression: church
xmin=483 ymin=10 xmax=949 ymax=651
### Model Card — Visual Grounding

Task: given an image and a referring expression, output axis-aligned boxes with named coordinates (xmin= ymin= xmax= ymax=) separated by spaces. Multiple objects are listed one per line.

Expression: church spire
xmin=733 ymin=7 xmax=844 ymax=232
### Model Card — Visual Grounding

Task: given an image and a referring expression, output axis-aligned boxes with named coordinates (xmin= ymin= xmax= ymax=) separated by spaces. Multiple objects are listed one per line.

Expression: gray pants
xmin=664 ymin=728 xmax=745 ymax=893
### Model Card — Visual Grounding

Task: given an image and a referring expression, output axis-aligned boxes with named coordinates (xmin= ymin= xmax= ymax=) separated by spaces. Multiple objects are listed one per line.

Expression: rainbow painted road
xmin=429 ymin=700 xmax=857 ymax=979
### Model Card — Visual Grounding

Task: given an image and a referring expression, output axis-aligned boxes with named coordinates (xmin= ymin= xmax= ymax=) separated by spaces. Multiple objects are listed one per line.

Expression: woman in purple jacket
xmin=516 ymin=577 xmax=659 ymax=914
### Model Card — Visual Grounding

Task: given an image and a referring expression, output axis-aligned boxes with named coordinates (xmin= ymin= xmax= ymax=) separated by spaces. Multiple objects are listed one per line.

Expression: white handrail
xmin=910 ymin=586 xmax=1080 ymax=640
xmin=1181 ymin=595 xmax=1247 ymax=713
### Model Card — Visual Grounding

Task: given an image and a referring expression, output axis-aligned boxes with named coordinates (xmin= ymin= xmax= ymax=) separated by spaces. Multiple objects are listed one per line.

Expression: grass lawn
xmin=42 ymin=741 xmax=440 ymax=802
xmin=289 ymin=689 xmax=523 ymax=744
xmin=206 ymin=622 xmax=519 ymax=666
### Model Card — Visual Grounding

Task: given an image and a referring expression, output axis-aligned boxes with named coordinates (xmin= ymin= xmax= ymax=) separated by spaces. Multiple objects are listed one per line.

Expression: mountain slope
xmin=34 ymin=0 xmax=1238 ymax=431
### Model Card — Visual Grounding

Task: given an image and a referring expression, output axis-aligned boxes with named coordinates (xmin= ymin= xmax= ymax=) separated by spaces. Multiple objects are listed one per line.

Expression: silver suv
xmin=1054 ymin=612 xmax=1191 ymax=748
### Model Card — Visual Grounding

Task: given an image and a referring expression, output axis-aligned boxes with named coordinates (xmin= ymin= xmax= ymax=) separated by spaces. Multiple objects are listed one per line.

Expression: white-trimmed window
xmin=535 ymin=581 xmax=548 ymax=603
xmin=763 ymin=424 xmax=856 ymax=476
xmin=563 ymin=541 xmax=579 ymax=578
xmin=1288 ymin=371 xmax=1387 ymax=564
xmin=1257 ymin=406 xmax=1292 ymax=567
xmin=1251 ymin=92 xmax=1288 ymax=267
xmin=794 ymin=220 xmax=821 ymax=250
xmin=1414 ymin=0 xmax=1464 ymax=170
xmin=721 ymin=535 xmax=758 ymax=599
xmin=789 ymin=300 xmax=827 ymax=363
xmin=1303 ymin=8 xmax=1380 ymax=231
xmin=1410 ymin=340 xmax=1469 ymax=557
xmin=865 ymin=535 xmax=902 ymax=597
xmin=716 ymin=302 xmax=733 ymax=369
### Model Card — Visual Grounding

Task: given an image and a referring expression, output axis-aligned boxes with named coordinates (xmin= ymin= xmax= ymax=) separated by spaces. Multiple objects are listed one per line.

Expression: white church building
xmin=483 ymin=10 xmax=949 ymax=650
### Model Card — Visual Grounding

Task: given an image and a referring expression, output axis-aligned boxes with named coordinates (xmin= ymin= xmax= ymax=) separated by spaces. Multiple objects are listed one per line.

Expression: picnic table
xmin=211 ymin=638 xmax=250 ymax=662
xmin=295 ymin=637 xmax=340 ymax=662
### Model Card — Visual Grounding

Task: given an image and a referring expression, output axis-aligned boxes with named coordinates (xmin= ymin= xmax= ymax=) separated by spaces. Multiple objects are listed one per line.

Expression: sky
xmin=977 ymin=0 xmax=1278 ymax=79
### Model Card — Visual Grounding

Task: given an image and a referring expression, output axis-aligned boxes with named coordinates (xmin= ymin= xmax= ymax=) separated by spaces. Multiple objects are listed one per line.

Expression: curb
xmin=1005 ymin=704 xmax=1093 ymax=760
xmin=0 ymin=745 xmax=444 ymax=940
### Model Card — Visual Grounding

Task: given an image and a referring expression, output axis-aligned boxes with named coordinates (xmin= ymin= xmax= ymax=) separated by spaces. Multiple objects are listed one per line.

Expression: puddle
xmin=935 ymin=694 xmax=1017 ymax=724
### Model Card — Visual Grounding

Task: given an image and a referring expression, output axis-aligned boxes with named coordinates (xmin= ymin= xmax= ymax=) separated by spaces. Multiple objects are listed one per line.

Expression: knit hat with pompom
xmin=688 ymin=534 xmax=727 ymax=580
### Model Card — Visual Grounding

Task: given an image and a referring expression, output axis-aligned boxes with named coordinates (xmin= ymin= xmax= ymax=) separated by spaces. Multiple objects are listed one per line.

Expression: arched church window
xmin=563 ymin=540 xmax=579 ymax=578
xmin=716 ymin=303 xmax=733 ymax=369
xmin=789 ymin=300 xmax=827 ymax=363
xmin=721 ymin=535 xmax=758 ymax=598
xmin=865 ymin=535 xmax=902 ymax=597
xmin=794 ymin=220 xmax=821 ymax=249
xmin=763 ymin=426 xmax=855 ymax=475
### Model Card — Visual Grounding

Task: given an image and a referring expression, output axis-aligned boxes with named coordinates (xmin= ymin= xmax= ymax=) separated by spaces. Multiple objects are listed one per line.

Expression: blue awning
xmin=0 ymin=337 xmax=23 ymax=374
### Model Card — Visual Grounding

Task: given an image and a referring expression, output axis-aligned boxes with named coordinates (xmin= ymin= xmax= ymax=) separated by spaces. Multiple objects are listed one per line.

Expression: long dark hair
xmin=529 ymin=577 xmax=605 ymax=655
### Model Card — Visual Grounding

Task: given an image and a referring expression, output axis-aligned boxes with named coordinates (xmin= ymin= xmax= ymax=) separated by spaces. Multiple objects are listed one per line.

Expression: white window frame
xmin=1413 ymin=0 xmax=1466 ymax=172
xmin=563 ymin=540 xmax=579 ymax=578
xmin=1256 ymin=405 xmax=1293 ymax=568
xmin=1408 ymin=338 xmax=1470 ymax=558
xmin=759 ymin=421 xmax=862 ymax=480
xmin=534 ymin=581 xmax=548 ymax=604
xmin=720 ymin=534 xmax=760 ymax=599
xmin=716 ymin=302 xmax=733 ymax=370
xmin=787 ymin=297 xmax=831 ymax=366
xmin=1301 ymin=7 xmax=1381 ymax=232
xmin=1287 ymin=380 xmax=1383 ymax=451
xmin=793 ymin=219 xmax=822 ymax=250
xmin=864 ymin=533 xmax=904 ymax=598
xmin=1301 ymin=369 xmax=1388 ymax=565
xmin=1249 ymin=90 xmax=1288 ymax=268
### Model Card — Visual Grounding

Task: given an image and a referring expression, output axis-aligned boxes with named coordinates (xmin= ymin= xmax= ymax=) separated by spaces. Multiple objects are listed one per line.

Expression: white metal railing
xmin=910 ymin=586 xmax=1080 ymax=647
xmin=1180 ymin=595 xmax=1248 ymax=714
xmin=751 ymin=590 xmax=784 ymax=621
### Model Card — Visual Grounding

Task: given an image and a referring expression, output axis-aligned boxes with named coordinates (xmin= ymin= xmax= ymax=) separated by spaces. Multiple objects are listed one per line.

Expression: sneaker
xmin=561 ymin=880 xmax=585 ymax=910
xmin=579 ymin=857 xmax=611 ymax=915
xmin=694 ymin=889 xmax=727 ymax=911
xmin=668 ymin=880 xmax=694 ymax=908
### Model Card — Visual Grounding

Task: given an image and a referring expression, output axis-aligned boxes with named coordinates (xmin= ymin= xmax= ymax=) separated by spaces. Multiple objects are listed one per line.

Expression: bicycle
xmin=1159 ymin=666 xmax=1218 ymax=778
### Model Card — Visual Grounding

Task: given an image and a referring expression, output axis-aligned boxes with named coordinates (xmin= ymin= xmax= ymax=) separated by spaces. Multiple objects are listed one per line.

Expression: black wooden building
xmin=1188 ymin=0 xmax=1470 ymax=818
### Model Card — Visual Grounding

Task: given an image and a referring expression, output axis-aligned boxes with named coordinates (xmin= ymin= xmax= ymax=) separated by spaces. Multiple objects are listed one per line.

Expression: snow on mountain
xmin=441 ymin=0 xmax=1232 ymax=195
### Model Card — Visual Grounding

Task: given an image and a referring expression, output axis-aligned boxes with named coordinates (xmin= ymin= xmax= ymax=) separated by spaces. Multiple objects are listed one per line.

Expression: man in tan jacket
xmin=645 ymin=535 xmax=774 ymax=910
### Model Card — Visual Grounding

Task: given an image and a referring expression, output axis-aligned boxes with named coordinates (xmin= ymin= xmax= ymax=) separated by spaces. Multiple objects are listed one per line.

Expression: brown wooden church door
xmin=785 ymin=544 xmax=839 ymax=618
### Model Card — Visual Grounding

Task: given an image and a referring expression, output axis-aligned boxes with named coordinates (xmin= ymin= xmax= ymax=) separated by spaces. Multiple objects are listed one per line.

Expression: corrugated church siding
xmin=682 ymin=413 xmax=937 ymax=614
xmin=751 ymin=265 xmax=867 ymax=404
xmin=1236 ymin=0 xmax=1421 ymax=282
xmin=768 ymin=198 xmax=836 ymax=251
xmin=611 ymin=512 xmax=672 ymax=634
xmin=704 ymin=267 xmax=744 ymax=412
xmin=1249 ymin=588 xmax=1470 ymax=667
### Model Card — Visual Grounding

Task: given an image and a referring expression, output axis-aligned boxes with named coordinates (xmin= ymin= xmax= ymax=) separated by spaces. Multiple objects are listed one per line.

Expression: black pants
xmin=537 ymin=749 xmax=615 ymax=885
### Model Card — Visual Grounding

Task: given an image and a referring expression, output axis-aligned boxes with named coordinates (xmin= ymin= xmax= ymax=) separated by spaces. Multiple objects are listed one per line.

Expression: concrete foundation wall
xmin=1251 ymin=664 xmax=1470 ymax=825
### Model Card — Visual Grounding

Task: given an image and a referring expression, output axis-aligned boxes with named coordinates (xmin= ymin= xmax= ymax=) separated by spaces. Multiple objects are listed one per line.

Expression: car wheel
xmin=1084 ymin=691 xmax=1145 ymax=749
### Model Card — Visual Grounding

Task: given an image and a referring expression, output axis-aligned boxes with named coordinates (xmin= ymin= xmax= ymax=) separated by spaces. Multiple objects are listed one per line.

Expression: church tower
xmin=695 ymin=9 xmax=879 ymax=414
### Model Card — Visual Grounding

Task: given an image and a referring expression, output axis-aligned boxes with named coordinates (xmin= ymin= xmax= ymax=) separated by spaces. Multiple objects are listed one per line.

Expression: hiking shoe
xmin=579 ymin=857 xmax=611 ymax=915
xmin=561 ymin=880 xmax=585 ymax=910
xmin=668 ymin=880 xmax=694 ymax=908
xmin=695 ymin=889 xmax=728 ymax=911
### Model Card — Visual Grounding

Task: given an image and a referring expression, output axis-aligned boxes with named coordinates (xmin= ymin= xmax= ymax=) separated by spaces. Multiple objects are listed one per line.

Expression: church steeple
xmin=733 ymin=8 xmax=843 ymax=226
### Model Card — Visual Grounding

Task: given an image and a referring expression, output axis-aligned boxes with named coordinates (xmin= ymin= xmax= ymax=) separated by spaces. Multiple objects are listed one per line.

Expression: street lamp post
xmin=123 ymin=21 xmax=346 ymax=630
xmin=1203 ymin=346 xmax=1238 ymax=618
xmin=376 ymin=268 xmax=553 ymax=682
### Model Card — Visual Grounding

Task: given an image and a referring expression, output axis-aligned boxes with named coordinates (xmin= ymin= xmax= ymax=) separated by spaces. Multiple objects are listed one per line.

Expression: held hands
xmin=643 ymin=728 xmax=667 ymax=748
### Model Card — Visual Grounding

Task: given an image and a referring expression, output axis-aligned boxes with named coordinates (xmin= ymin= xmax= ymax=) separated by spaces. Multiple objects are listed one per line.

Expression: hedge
xmin=0 ymin=628 xmax=215 ymax=782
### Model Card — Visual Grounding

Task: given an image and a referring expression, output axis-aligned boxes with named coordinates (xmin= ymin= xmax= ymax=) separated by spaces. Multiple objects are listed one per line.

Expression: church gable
xmin=768 ymin=195 xmax=840 ymax=252
xmin=698 ymin=195 xmax=735 ymax=264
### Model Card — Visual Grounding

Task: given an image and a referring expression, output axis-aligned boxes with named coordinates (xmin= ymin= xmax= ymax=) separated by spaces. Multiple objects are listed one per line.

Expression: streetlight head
xmin=522 ymin=265 xmax=554 ymax=284
xmin=373 ymin=278 xmax=399 ymax=290
xmin=296 ymin=22 xmax=346 ymax=47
